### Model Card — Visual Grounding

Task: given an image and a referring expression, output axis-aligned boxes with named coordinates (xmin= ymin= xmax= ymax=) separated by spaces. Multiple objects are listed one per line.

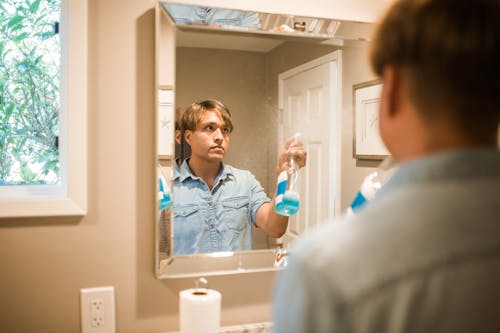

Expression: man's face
xmin=184 ymin=110 xmax=230 ymax=163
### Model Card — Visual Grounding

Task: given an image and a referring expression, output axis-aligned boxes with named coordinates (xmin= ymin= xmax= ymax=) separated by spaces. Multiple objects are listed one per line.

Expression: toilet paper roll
xmin=179 ymin=288 xmax=221 ymax=333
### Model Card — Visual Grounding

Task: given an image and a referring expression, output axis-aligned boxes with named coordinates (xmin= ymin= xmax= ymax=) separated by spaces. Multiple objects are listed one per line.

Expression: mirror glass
xmin=156 ymin=2 xmax=375 ymax=278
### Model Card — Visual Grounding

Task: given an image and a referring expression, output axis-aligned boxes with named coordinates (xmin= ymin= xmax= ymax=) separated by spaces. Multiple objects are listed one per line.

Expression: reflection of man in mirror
xmin=173 ymin=99 xmax=306 ymax=255
xmin=163 ymin=3 xmax=261 ymax=29
xmin=274 ymin=0 xmax=500 ymax=332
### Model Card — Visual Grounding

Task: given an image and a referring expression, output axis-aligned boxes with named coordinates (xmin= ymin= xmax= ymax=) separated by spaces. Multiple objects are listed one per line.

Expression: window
xmin=0 ymin=0 xmax=87 ymax=218
xmin=1 ymin=0 xmax=61 ymax=186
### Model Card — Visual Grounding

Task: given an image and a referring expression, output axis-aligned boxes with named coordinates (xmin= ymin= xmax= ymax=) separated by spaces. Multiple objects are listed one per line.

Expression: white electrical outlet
xmin=91 ymin=298 xmax=104 ymax=327
xmin=81 ymin=287 xmax=115 ymax=333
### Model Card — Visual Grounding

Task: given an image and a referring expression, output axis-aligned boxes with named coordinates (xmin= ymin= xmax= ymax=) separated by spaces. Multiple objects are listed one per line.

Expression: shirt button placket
xmin=207 ymin=196 xmax=218 ymax=251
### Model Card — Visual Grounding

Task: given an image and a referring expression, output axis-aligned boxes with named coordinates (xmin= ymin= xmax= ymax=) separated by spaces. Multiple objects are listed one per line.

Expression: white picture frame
xmin=157 ymin=87 xmax=175 ymax=159
xmin=353 ymin=80 xmax=389 ymax=160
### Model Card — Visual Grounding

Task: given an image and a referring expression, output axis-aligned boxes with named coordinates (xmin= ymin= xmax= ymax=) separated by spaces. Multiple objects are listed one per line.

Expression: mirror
xmin=155 ymin=2 xmax=375 ymax=278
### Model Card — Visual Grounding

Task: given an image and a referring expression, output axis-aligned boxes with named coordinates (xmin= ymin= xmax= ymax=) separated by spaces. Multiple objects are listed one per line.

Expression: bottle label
xmin=349 ymin=190 xmax=367 ymax=212
xmin=275 ymin=171 xmax=287 ymax=204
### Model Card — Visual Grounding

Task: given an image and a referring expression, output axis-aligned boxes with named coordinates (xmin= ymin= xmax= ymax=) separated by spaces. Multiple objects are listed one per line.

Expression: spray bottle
xmin=347 ymin=157 xmax=395 ymax=215
xmin=274 ymin=133 xmax=302 ymax=216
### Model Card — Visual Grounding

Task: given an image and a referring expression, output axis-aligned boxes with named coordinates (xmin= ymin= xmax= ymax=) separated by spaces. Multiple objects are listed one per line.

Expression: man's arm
xmin=254 ymin=199 xmax=289 ymax=238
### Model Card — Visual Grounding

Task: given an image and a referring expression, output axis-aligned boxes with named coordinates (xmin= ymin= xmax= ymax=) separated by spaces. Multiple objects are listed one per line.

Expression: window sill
xmin=0 ymin=198 xmax=86 ymax=218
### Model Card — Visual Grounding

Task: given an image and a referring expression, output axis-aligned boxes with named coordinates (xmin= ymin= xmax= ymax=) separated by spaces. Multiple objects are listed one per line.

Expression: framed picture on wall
xmin=353 ymin=80 xmax=390 ymax=160
xmin=157 ymin=87 xmax=175 ymax=159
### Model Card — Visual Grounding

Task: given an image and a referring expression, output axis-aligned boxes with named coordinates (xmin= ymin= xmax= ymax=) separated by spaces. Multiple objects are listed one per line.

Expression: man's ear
xmin=184 ymin=130 xmax=192 ymax=145
xmin=380 ymin=66 xmax=401 ymax=119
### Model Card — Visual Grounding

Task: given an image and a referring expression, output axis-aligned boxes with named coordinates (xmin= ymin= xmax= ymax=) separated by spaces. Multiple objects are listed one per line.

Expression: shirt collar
xmin=174 ymin=159 xmax=234 ymax=183
xmin=379 ymin=148 xmax=500 ymax=197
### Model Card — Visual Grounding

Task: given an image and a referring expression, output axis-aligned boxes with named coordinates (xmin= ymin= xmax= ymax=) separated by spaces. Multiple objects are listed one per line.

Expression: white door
xmin=278 ymin=51 xmax=342 ymax=247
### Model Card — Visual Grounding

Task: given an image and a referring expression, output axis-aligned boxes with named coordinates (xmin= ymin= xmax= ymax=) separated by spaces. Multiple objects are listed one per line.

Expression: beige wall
xmin=0 ymin=1 xmax=385 ymax=333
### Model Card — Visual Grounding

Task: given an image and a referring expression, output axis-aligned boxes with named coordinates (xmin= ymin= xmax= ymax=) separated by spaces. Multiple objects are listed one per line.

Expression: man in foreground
xmin=273 ymin=0 xmax=500 ymax=331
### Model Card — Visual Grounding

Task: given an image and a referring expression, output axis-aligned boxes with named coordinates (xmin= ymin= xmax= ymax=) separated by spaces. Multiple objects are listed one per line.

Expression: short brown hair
xmin=179 ymin=99 xmax=234 ymax=133
xmin=370 ymin=0 xmax=500 ymax=136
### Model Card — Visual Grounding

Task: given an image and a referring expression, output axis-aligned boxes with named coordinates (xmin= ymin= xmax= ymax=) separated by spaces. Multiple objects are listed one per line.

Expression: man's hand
xmin=277 ymin=134 xmax=307 ymax=174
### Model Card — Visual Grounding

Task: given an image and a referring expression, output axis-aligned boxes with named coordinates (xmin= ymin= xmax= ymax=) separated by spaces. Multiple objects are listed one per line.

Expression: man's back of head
xmin=272 ymin=1 xmax=500 ymax=332
xmin=370 ymin=0 xmax=500 ymax=153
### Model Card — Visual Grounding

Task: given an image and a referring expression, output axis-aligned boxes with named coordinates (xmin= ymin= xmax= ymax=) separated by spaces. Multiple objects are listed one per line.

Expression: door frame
xmin=278 ymin=50 xmax=342 ymax=222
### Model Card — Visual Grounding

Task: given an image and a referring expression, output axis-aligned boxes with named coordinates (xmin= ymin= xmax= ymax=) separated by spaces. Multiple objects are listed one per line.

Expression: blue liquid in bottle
xmin=275 ymin=190 xmax=300 ymax=216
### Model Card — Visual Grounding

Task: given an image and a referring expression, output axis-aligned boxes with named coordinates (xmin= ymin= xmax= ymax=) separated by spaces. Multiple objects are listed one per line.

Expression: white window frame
xmin=0 ymin=0 xmax=87 ymax=218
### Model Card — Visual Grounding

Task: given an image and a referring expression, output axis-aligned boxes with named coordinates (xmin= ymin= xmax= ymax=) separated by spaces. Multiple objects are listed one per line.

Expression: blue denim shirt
xmin=173 ymin=160 xmax=270 ymax=255
xmin=162 ymin=3 xmax=261 ymax=28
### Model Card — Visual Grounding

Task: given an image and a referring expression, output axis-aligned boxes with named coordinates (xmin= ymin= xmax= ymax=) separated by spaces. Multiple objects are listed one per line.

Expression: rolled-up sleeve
xmin=247 ymin=172 xmax=271 ymax=224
